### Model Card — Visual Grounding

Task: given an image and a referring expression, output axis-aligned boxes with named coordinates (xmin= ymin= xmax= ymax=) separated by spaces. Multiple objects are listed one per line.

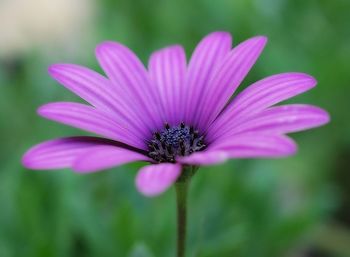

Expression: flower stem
xmin=175 ymin=166 xmax=197 ymax=257
xmin=175 ymin=179 xmax=188 ymax=257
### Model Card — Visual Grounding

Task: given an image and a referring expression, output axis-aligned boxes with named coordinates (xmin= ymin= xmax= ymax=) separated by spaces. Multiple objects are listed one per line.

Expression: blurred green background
xmin=0 ymin=0 xmax=349 ymax=256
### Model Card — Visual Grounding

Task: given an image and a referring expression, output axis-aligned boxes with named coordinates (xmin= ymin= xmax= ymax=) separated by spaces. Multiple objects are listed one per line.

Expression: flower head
xmin=22 ymin=32 xmax=329 ymax=196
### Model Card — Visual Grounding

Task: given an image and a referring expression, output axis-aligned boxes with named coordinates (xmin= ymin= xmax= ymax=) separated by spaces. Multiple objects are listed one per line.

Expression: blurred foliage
xmin=1 ymin=0 xmax=350 ymax=256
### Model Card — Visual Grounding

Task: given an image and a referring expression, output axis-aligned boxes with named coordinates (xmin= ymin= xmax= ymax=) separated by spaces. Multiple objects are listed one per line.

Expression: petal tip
xmin=291 ymin=73 xmax=317 ymax=87
xmin=48 ymin=64 xmax=58 ymax=73
xmin=21 ymin=147 xmax=44 ymax=170
xmin=135 ymin=175 xmax=163 ymax=197
xmin=21 ymin=151 xmax=33 ymax=169
xmin=150 ymin=44 xmax=183 ymax=57
xmin=252 ymin=35 xmax=268 ymax=47
xmin=281 ymin=137 xmax=298 ymax=156
xmin=299 ymin=73 xmax=317 ymax=87
xmin=210 ymin=31 xmax=232 ymax=38
xmin=36 ymin=104 xmax=49 ymax=117
xmin=95 ymin=41 xmax=124 ymax=55
xmin=95 ymin=41 xmax=113 ymax=55
xmin=136 ymin=186 xmax=161 ymax=197
xmin=201 ymin=31 xmax=233 ymax=46
xmin=48 ymin=64 xmax=65 ymax=77
xmin=318 ymin=109 xmax=331 ymax=125
xmin=258 ymin=35 xmax=268 ymax=42
xmin=48 ymin=63 xmax=76 ymax=74
xmin=135 ymin=164 xmax=181 ymax=197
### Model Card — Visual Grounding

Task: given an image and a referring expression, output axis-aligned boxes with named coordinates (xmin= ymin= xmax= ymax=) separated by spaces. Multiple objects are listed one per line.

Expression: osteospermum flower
xmin=22 ymin=31 xmax=329 ymax=197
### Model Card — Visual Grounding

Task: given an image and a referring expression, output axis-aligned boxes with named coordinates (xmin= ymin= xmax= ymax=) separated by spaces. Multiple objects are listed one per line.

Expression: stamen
xmin=167 ymin=145 xmax=173 ymax=155
xmin=161 ymin=141 xmax=166 ymax=149
xmin=147 ymin=122 xmax=206 ymax=163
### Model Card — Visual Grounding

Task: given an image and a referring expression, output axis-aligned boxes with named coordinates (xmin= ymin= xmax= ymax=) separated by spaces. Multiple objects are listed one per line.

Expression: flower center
xmin=148 ymin=122 xmax=206 ymax=163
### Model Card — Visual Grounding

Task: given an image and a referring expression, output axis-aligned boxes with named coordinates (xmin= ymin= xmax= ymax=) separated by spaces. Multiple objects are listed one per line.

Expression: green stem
xmin=175 ymin=166 xmax=197 ymax=257
xmin=175 ymin=180 xmax=188 ymax=257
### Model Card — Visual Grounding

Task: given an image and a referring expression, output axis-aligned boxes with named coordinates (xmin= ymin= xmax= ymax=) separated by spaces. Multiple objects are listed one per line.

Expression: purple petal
xmin=208 ymin=73 xmax=317 ymax=142
xmin=22 ymin=136 xmax=118 ymax=170
xmin=95 ymin=41 xmax=162 ymax=131
xmin=221 ymin=104 xmax=330 ymax=138
xmin=177 ymin=151 xmax=229 ymax=166
xmin=196 ymin=36 xmax=267 ymax=130
xmin=179 ymin=134 xmax=296 ymax=166
xmin=184 ymin=32 xmax=232 ymax=125
xmin=38 ymin=102 xmax=146 ymax=149
xmin=135 ymin=163 xmax=181 ymax=197
xmin=148 ymin=45 xmax=187 ymax=126
xmin=48 ymin=64 xmax=150 ymax=138
xmin=73 ymin=145 xmax=150 ymax=173
xmin=209 ymin=134 xmax=297 ymax=158
xmin=48 ymin=64 xmax=122 ymax=113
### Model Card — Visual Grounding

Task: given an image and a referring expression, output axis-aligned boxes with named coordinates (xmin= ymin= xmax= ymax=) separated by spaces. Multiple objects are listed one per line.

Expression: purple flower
xmin=22 ymin=32 xmax=329 ymax=197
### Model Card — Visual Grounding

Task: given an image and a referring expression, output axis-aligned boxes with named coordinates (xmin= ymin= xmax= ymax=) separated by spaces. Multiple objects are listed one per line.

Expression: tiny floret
xmin=148 ymin=123 xmax=206 ymax=163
